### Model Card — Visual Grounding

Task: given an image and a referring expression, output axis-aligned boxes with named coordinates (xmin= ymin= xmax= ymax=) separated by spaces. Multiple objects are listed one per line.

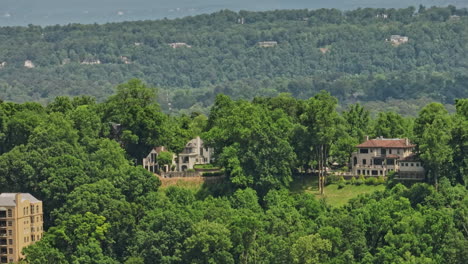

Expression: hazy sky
xmin=0 ymin=0 xmax=465 ymax=26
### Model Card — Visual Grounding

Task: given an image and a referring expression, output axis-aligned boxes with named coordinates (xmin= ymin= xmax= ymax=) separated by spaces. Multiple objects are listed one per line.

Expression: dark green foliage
xmin=0 ymin=7 xmax=466 ymax=115
xmin=0 ymin=79 xmax=465 ymax=263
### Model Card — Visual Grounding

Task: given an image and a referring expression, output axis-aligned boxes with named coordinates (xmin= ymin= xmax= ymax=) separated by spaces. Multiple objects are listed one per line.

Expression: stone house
xmin=389 ymin=35 xmax=409 ymax=45
xmin=24 ymin=60 xmax=34 ymax=68
xmin=257 ymin=41 xmax=277 ymax=47
xmin=168 ymin=43 xmax=192 ymax=49
xmin=178 ymin=136 xmax=213 ymax=171
xmin=350 ymin=137 xmax=424 ymax=178
xmin=142 ymin=146 xmax=176 ymax=173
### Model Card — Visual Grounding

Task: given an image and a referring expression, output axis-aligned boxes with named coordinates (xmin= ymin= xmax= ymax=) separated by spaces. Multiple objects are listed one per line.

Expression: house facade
xmin=0 ymin=193 xmax=43 ymax=263
xmin=398 ymin=154 xmax=425 ymax=179
xmin=178 ymin=136 xmax=213 ymax=171
xmin=142 ymin=146 xmax=176 ymax=173
xmin=351 ymin=137 xmax=423 ymax=178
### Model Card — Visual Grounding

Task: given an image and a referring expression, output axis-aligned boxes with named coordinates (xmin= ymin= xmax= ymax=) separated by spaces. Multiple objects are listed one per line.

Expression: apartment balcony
xmin=0 ymin=247 xmax=6 ymax=255
xmin=0 ymin=240 xmax=6 ymax=246
xmin=0 ymin=222 xmax=6 ymax=228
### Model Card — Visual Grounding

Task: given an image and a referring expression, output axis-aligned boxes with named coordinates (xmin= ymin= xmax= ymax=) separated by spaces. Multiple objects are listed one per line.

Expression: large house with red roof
xmin=351 ymin=137 xmax=425 ymax=179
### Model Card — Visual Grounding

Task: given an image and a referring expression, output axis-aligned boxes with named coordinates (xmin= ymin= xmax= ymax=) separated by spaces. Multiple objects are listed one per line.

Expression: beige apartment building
xmin=0 ymin=193 xmax=43 ymax=263
xmin=351 ymin=137 xmax=423 ymax=177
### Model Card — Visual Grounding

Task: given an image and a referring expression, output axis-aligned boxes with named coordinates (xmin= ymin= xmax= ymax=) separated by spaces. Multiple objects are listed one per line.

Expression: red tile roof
xmin=357 ymin=138 xmax=415 ymax=148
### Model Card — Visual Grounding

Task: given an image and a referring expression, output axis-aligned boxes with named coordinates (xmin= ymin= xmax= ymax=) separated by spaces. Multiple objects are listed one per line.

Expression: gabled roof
xmin=153 ymin=146 xmax=167 ymax=154
xmin=357 ymin=138 xmax=415 ymax=148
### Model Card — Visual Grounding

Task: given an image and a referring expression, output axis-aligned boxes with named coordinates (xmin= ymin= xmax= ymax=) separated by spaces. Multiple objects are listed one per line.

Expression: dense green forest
xmin=0 ymin=6 xmax=467 ymax=114
xmin=0 ymin=80 xmax=466 ymax=263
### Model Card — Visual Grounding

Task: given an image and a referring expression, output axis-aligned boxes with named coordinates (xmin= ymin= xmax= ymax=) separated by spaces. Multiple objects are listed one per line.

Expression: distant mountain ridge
xmin=0 ymin=0 xmax=467 ymax=26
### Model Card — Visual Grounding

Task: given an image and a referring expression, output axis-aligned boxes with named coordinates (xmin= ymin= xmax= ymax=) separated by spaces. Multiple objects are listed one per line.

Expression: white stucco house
xmin=351 ymin=136 xmax=424 ymax=179
xmin=177 ymin=136 xmax=213 ymax=171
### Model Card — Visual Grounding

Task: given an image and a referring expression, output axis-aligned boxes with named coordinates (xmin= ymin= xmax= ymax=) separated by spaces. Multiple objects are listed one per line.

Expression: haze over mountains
xmin=1 ymin=0 xmax=467 ymax=26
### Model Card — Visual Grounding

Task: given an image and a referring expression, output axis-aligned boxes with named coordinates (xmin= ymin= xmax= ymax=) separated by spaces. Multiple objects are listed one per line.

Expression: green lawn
xmin=290 ymin=175 xmax=386 ymax=207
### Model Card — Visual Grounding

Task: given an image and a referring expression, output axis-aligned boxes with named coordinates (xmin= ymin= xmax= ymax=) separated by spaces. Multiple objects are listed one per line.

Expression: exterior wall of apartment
xmin=0 ymin=194 xmax=43 ymax=263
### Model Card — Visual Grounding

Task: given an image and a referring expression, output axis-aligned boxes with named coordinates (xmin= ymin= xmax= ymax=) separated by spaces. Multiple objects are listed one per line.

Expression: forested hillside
xmin=0 ymin=6 xmax=467 ymax=114
xmin=0 ymin=80 xmax=466 ymax=263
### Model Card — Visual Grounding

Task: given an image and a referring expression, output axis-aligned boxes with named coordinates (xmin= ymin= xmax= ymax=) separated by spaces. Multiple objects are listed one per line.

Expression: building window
xmin=362 ymin=159 xmax=367 ymax=165
xmin=7 ymin=222 xmax=11 ymax=227
xmin=8 ymin=248 xmax=12 ymax=254
xmin=7 ymin=210 xmax=11 ymax=218
xmin=8 ymin=230 xmax=12 ymax=236
xmin=416 ymin=163 xmax=419 ymax=167
xmin=389 ymin=149 xmax=392 ymax=154
xmin=357 ymin=170 xmax=361 ymax=175
xmin=8 ymin=239 xmax=12 ymax=245
xmin=411 ymin=163 xmax=414 ymax=166
xmin=397 ymin=149 xmax=401 ymax=154
xmin=359 ymin=149 xmax=369 ymax=154
xmin=36 ymin=206 xmax=39 ymax=213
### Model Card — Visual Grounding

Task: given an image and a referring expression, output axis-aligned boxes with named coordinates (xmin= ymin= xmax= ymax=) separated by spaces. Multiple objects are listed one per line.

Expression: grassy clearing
xmin=290 ymin=175 xmax=386 ymax=207
xmin=317 ymin=184 xmax=386 ymax=207
xmin=158 ymin=176 xmax=226 ymax=191
xmin=158 ymin=174 xmax=385 ymax=207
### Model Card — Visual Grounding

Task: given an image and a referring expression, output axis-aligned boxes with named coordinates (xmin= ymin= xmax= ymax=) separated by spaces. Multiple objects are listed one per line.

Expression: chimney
xmin=365 ymin=135 xmax=369 ymax=141
xmin=405 ymin=138 xmax=409 ymax=146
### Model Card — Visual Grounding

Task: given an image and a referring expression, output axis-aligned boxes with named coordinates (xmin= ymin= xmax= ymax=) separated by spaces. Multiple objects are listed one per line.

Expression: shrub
xmin=365 ymin=177 xmax=377 ymax=185
xmin=194 ymin=164 xmax=220 ymax=170
xmin=350 ymin=176 xmax=357 ymax=185
xmin=327 ymin=174 xmax=340 ymax=185
xmin=377 ymin=175 xmax=385 ymax=184
xmin=356 ymin=175 xmax=365 ymax=185
xmin=202 ymin=171 xmax=224 ymax=177
xmin=338 ymin=182 xmax=346 ymax=189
